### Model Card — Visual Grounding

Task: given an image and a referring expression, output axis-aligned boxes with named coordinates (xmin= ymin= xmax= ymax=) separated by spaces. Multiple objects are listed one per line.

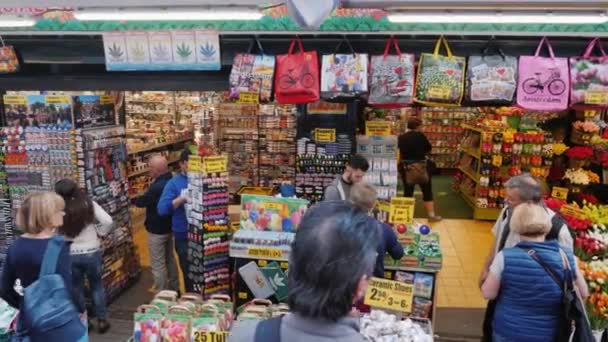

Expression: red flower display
xmin=566 ymin=146 xmax=594 ymax=159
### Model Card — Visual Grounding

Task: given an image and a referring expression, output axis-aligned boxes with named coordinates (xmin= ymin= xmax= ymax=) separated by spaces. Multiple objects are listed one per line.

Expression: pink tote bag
xmin=517 ymin=37 xmax=570 ymax=111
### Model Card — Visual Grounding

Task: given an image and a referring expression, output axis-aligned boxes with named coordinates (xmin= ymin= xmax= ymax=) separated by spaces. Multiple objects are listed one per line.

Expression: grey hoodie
xmin=228 ymin=313 xmax=366 ymax=342
xmin=323 ymin=175 xmax=351 ymax=201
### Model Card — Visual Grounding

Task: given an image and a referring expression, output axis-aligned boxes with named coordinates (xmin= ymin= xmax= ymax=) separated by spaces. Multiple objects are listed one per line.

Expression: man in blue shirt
xmin=158 ymin=149 xmax=191 ymax=292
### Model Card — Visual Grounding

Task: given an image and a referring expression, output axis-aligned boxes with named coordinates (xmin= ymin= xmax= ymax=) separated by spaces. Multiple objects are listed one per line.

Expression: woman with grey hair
xmin=229 ymin=201 xmax=380 ymax=342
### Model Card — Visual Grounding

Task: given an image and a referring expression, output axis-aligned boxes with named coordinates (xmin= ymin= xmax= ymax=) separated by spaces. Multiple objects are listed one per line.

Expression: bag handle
xmin=39 ymin=235 xmax=64 ymax=276
xmin=334 ymin=37 xmax=356 ymax=56
xmin=0 ymin=35 xmax=4 ymax=47
xmin=482 ymin=37 xmax=506 ymax=59
xmin=247 ymin=37 xmax=265 ymax=55
xmin=534 ymin=37 xmax=556 ymax=58
xmin=382 ymin=36 xmax=402 ymax=58
xmin=433 ymin=36 xmax=453 ymax=58
xmin=137 ymin=305 xmax=161 ymax=314
xmin=583 ymin=37 xmax=607 ymax=58
xmin=287 ymin=37 xmax=305 ymax=56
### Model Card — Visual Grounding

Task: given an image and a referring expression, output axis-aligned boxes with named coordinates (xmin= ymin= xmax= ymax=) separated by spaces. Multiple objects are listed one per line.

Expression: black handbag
xmin=519 ymin=247 xmax=595 ymax=342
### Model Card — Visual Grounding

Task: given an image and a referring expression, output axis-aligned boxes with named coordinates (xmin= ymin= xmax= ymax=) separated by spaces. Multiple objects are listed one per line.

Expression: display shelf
xmin=258 ymin=104 xmax=297 ymax=187
xmin=460 ymin=147 xmax=480 ymax=159
xmin=127 ymin=136 xmax=193 ymax=155
xmin=384 ymin=265 xmax=440 ymax=274
xmin=457 ymin=166 xmax=478 ymax=183
xmin=127 ymin=157 xmax=180 ymax=178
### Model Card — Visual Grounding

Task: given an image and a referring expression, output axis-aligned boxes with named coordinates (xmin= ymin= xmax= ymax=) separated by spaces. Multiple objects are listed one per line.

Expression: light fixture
xmin=0 ymin=15 xmax=36 ymax=27
xmin=387 ymin=10 xmax=608 ymax=24
xmin=75 ymin=7 xmax=263 ymax=21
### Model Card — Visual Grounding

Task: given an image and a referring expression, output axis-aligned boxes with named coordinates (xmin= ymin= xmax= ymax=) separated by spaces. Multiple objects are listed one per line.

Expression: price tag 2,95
xmin=364 ymin=277 xmax=414 ymax=313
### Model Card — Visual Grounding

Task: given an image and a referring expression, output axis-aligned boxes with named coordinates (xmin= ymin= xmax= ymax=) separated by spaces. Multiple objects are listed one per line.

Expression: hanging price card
xmin=364 ymin=277 xmax=414 ymax=313
xmin=3 ymin=95 xmax=26 ymax=104
xmin=193 ymin=331 xmax=229 ymax=342
xmin=203 ymin=156 xmax=227 ymax=173
xmin=237 ymin=91 xmax=259 ymax=104
xmin=315 ymin=128 xmax=336 ymax=143
xmin=390 ymin=197 xmax=415 ymax=224
xmin=551 ymin=186 xmax=569 ymax=200
xmin=247 ymin=247 xmax=283 ymax=259
xmin=100 ymin=95 xmax=114 ymax=104
xmin=45 ymin=95 xmax=71 ymax=104
xmin=585 ymin=91 xmax=608 ymax=105
xmin=365 ymin=121 xmax=392 ymax=136
xmin=188 ymin=156 xmax=203 ymax=173
xmin=583 ymin=110 xmax=598 ymax=118
xmin=428 ymin=86 xmax=451 ymax=100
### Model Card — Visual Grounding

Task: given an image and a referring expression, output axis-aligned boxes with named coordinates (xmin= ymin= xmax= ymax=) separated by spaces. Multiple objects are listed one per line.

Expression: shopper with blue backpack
xmin=0 ymin=192 xmax=87 ymax=341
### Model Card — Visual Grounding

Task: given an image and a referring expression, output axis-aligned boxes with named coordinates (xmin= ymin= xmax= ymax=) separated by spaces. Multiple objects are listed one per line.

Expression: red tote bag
xmin=274 ymin=38 xmax=320 ymax=104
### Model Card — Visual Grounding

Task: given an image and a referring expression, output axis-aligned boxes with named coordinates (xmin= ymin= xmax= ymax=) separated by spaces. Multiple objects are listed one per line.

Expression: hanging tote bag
xmin=415 ymin=36 xmax=466 ymax=106
xmin=516 ymin=37 xmax=570 ymax=111
xmin=466 ymin=40 xmax=518 ymax=105
xmin=274 ymin=37 xmax=320 ymax=104
xmin=368 ymin=37 xmax=415 ymax=107
xmin=570 ymin=38 xmax=608 ymax=107
xmin=320 ymin=38 xmax=369 ymax=101
xmin=229 ymin=39 xmax=276 ymax=103
xmin=0 ymin=36 xmax=19 ymax=74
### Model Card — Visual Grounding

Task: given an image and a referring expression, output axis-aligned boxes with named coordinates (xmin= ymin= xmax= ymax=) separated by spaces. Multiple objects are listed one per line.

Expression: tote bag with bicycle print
xmin=517 ymin=37 xmax=570 ymax=111
xmin=274 ymin=37 xmax=320 ymax=104
xmin=368 ymin=37 xmax=415 ymax=107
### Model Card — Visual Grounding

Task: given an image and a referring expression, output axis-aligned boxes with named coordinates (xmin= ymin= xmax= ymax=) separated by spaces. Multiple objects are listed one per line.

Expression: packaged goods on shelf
xmin=419 ymin=107 xmax=479 ymax=168
xmin=258 ymin=104 xmax=297 ymax=187
xmin=357 ymin=135 xmax=399 ymax=200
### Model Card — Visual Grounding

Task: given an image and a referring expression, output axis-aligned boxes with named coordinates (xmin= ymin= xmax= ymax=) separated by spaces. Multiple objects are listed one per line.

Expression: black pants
xmin=482 ymin=299 xmax=496 ymax=342
xmin=403 ymin=178 xmax=434 ymax=201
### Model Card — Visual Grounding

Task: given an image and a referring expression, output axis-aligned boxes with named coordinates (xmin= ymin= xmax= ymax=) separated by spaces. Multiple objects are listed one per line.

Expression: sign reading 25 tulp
xmin=103 ymin=30 xmax=221 ymax=71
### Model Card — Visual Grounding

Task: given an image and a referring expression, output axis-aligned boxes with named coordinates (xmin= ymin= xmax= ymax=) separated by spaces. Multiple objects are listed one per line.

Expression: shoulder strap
xmin=337 ymin=180 xmax=346 ymax=201
xmin=517 ymin=246 xmax=563 ymax=290
xmin=39 ymin=235 xmax=64 ymax=277
xmin=254 ymin=316 xmax=282 ymax=342
xmin=497 ymin=209 xmax=511 ymax=252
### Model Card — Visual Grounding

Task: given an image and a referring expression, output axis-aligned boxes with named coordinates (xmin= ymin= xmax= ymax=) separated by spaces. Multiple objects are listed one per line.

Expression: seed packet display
xmin=411 ymin=297 xmax=433 ymax=318
xmin=413 ymin=273 xmax=434 ymax=299
xmin=133 ymin=305 xmax=162 ymax=342
xmin=162 ymin=306 xmax=192 ymax=342
xmin=238 ymin=261 xmax=275 ymax=299
xmin=467 ymin=53 xmax=518 ymax=104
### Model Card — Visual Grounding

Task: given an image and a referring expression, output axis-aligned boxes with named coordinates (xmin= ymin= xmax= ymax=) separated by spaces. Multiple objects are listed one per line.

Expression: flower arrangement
xmin=563 ymin=168 xmax=596 ymax=185
xmin=591 ymin=135 xmax=608 ymax=148
xmin=565 ymin=146 xmax=594 ymax=159
xmin=576 ymin=193 xmax=600 ymax=205
xmin=573 ymin=120 xmax=601 ymax=133
xmin=552 ymin=143 xmax=569 ymax=156
xmin=544 ymin=198 xmax=566 ymax=212
xmin=586 ymin=170 xmax=601 ymax=183
xmin=581 ymin=259 xmax=608 ymax=293
xmin=583 ymin=204 xmax=608 ymax=226
xmin=587 ymin=292 xmax=608 ymax=330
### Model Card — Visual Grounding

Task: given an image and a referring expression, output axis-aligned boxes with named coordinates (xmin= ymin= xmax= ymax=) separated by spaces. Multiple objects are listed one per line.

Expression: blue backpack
xmin=13 ymin=236 xmax=87 ymax=342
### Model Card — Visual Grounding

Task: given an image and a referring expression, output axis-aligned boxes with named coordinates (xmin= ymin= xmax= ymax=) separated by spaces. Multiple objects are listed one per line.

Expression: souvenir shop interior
xmin=0 ymin=3 xmax=607 ymax=341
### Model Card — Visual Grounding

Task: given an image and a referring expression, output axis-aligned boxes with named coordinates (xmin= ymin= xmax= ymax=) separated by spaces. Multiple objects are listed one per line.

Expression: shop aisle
xmin=410 ymin=175 xmax=473 ymax=220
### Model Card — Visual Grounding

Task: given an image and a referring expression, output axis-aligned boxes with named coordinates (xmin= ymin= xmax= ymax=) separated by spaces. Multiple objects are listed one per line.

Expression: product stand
xmin=80 ymin=126 xmax=141 ymax=303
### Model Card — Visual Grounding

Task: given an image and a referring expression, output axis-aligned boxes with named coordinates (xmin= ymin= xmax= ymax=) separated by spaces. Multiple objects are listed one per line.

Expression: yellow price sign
xmin=193 ymin=331 xmax=229 ymax=342
xmin=238 ymin=292 xmax=248 ymax=299
xmin=428 ymin=86 xmax=451 ymax=100
xmin=364 ymin=277 xmax=414 ymax=313
xmin=237 ymin=91 xmax=259 ymax=104
xmin=100 ymin=95 xmax=114 ymax=104
xmin=560 ymin=205 xmax=588 ymax=220
xmin=551 ymin=186 xmax=569 ymax=200
xmin=188 ymin=156 xmax=203 ymax=173
xmin=45 ymin=95 xmax=71 ymax=104
xmin=390 ymin=197 xmax=415 ymax=224
xmin=264 ymin=202 xmax=284 ymax=212
xmin=584 ymin=110 xmax=598 ymax=118
xmin=257 ymin=260 xmax=268 ymax=267
xmin=3 ymin=95 xmax=26 ymax=105
xmin=315 ymin=128 xmax=336 ymax=143
xmin=376 ymin=200 xmax=391 ymax=213
xmin=247 ymin=247 xmax=283 ymax=259
xmin=585 ymin=91 xmax=608 ymax=105
xmin=203 ymin=156 xmax=227 ymax=173
xmin=365 ymin=121 xmax=392 ymax=137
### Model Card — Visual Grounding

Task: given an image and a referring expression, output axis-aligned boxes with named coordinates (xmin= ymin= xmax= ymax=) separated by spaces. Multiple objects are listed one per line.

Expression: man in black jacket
xmin=134 ymin=155 xmax=178 ymax=292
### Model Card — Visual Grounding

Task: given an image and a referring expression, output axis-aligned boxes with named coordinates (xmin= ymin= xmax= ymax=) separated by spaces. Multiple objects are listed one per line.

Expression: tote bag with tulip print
xmin=415 ymin=36 xmax=466 ymax=106
xmin=570 ymin=38 xmax=608 ymax=107
xmin=517 ymin=37 xmax=570 ymax=111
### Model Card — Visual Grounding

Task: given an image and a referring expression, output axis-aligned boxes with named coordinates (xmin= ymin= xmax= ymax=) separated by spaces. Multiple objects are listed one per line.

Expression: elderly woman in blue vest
xmin=481 ymin=203 xmax=588 ymax=342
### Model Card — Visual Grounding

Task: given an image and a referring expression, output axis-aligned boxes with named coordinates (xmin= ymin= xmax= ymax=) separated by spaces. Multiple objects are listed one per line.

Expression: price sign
xmin=551 ymin=186 xmax=569 ymax=200
xmin=364 ymin=277 xmax=414 ymax=313
xmin=45 ymin=95 xmax=71 ymax=104
xmin=390 ymin=197 xmax=415 ymax=224
xmin=584 ymin=110 xmax=598 ymax=118
xmin=247 ymin=247 xmax=283 ymax=259
xmin=188 ymin=156 xmax=203 ymax=173
xmin=237 ymin=91 xmax=259 ymax=104
xmin=585 ymin=91 xmax=608 ymax=105
xmin=3 ymin=95 xmax=26 ymax=105
xmin=203 ymin=156 xmax=227 ymax=173
xmin=365 ymin=121 xmax=392 ymax=136
xmin=428 ymin=86 xmax=451 ymax=100
xmin=315 ymin=128 xmax=336 ymax=143
xmin=100 ymin=95 xmax=114 ymax=104
xmin=376 ymin=200 xmax=391 ymax=213
xmin=193 ymin=331 xmax=229 ymax=342
xmin=263 ymin=202 xmax=284 ymax=212
xmin=560 ymin=205 xmax=588 ymax=220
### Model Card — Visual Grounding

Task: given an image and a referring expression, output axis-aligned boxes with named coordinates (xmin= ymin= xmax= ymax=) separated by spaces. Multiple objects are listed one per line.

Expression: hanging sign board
xmin=390 ymin=197 xmax=415 ymax=224
xmin=203 ymin=156 xmax=228 ymax=174
xmin=364 ymin=277 xmax=414 ymax=313
xmin=103 ymin=30 xmax=221 ymax=71
xmin=188 ymin=156 xmax=203 ymax=173
xmin=551 ymin=187 xmax=569 ymax=201
xmin=365 ymin=121 xmax=392 ymax=136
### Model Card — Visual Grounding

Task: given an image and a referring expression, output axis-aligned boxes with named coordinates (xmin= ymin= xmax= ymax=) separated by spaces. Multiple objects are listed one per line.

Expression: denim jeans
xmin=71 ymin=251 xmax=107 ymax=319
xmin=174 ymin=237 xmax=193 ymax=292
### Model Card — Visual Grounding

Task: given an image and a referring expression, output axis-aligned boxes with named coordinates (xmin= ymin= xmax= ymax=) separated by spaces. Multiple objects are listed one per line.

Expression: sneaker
xmin=97 ymin=319 xmax=111 ymax=334
xmin=428 ymin=215 xmax=443 ymax=222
